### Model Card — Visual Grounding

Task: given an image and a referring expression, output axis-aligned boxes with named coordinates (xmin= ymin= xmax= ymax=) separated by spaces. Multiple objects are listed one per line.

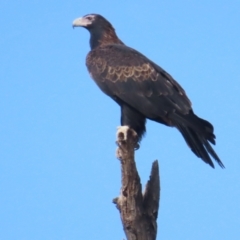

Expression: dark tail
xmin=170 ymin=111 xmax=224 ymax=168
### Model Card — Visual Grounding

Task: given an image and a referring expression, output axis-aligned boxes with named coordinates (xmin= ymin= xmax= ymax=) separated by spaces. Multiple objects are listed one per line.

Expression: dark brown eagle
xmin=73 ymin=13 xmax=224 ymax=168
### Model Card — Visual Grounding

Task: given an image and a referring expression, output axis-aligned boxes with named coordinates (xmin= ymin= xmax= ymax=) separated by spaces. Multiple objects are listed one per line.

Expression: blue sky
xmin=1 ymin=0 xmax=240 ymax=239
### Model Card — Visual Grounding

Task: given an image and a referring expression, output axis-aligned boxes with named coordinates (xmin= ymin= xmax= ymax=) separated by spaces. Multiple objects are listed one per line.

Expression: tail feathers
xmin=171 ymin=112 xmax=224 ymax=168
xmin=202 ymin=139 xmax=225 ymax=168
xmin=170 ymin=111 xmax=215 ymax=144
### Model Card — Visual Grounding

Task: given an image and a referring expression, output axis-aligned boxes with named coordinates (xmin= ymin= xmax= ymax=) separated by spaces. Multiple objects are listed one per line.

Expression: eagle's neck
xmin=89 ymin=27 xmax=124 ymax=49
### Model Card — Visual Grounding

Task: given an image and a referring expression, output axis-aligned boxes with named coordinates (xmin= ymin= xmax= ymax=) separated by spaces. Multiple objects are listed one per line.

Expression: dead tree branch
xmin=113 ymin=126 xmax=160 ymax=240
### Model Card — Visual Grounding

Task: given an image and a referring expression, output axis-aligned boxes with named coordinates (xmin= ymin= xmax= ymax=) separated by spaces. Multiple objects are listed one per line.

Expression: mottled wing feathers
xmin=86 ymin=44 xmax=191 ymax=120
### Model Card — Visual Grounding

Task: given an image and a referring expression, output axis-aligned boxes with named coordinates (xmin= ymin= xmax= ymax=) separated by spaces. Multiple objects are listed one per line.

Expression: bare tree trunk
xmin=113 ymin=126 xmax=160 ymax=240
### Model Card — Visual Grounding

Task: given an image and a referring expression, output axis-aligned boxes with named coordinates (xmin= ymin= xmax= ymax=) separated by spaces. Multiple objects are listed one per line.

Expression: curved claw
xmin=134 ymin=143 xmax=140 ymax=150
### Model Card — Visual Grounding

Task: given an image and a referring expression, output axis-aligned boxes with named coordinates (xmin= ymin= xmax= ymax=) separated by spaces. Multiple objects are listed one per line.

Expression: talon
xmin=116 ymin=126 xmax=130 ymax=141
xmin=116 ymin=126 xmax=138 ymax=141
xmin=134 ymin=143 xmax=140 ymax=150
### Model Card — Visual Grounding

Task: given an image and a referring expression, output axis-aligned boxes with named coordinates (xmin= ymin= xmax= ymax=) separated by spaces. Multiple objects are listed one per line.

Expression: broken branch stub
xmin=113 ymin=126 xmax=160 ymax=240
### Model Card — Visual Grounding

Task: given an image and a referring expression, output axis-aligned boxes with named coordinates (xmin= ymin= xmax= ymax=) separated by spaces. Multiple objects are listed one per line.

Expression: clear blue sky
xmin=1 ymin=1 xmax=240 ymax=239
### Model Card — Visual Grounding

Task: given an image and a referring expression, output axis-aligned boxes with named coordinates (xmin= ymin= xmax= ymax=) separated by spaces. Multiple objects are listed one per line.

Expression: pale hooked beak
xmin=72 ymin=17 xmax=88 ymax=28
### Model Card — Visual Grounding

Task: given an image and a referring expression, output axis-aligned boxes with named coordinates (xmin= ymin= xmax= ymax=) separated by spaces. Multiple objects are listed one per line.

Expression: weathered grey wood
xmin=113 ymin=127 xmax=160 ymax=240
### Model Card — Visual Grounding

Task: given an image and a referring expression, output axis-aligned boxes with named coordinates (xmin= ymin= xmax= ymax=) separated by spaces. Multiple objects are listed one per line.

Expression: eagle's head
xmin=72 ymin=14 xmax=113 ymax=32
xmin=72 ymin=14 xmax=123 ymax=49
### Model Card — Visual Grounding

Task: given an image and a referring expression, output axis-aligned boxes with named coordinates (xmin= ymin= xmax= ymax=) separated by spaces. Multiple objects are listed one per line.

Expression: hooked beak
xmin=72 ymin=17 xmax=88 ymax=28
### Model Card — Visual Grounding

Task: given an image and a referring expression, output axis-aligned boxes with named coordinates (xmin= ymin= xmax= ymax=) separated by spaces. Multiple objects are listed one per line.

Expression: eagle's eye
xmin=85 ymin=16 xmax=93 ymax=21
